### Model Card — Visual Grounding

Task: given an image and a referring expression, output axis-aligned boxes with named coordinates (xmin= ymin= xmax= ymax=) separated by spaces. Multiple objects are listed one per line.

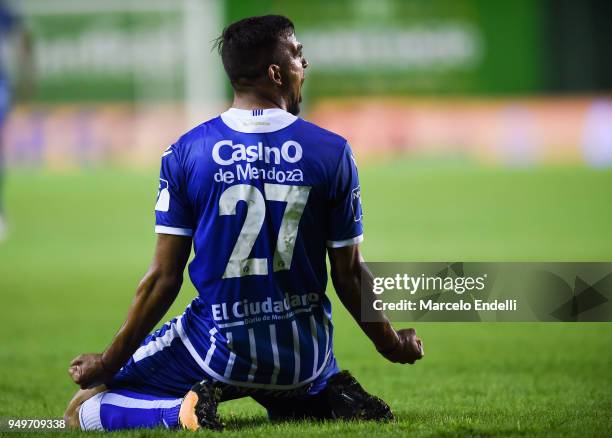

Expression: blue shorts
xmin=108 ymin=316 xmax=340 ymax=399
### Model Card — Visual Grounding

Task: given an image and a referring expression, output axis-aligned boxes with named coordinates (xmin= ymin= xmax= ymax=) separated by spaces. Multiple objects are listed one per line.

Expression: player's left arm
xmin=329 ymin=244 xmax=424 ymax=364
xmin=68 ymin=233 xmax=191 ymax=389
xmin=326 ymin=142 xmax=423 ymax=364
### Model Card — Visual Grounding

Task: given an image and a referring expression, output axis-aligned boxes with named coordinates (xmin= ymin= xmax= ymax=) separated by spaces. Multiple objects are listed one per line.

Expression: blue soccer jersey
xmin=154 ymin=108 xmax=363 ymax=389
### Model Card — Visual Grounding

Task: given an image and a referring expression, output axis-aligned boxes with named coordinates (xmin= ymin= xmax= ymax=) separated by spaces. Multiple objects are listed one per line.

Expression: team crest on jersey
xmin=155 ymin=179 xmax=170 ymax=212
xmin=352 ymin=186 xmax=362 ymax=222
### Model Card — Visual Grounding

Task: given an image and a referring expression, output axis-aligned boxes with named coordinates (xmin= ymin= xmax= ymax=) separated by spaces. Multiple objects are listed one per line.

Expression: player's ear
xmin=267 ymin=64 xmax=282 ymax=87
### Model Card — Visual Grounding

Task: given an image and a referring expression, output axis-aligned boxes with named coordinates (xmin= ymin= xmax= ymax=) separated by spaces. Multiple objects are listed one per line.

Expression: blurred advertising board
xmin=5 ymin=97 xmax=612 ymax=169
xmin=228 ymin=0 xmax=544 ymax=96
xmin=4 ymin=103 xmax=186 ymax=169
xmin=21 ymin=1 xmax=185 ymax=102
xmin=20 ymin=0 xmax=543 ymax=103
xmin=308 ymin=97 xmax=612 ymax=167
xmin=4 ymin=1 xmax=610 ymax=168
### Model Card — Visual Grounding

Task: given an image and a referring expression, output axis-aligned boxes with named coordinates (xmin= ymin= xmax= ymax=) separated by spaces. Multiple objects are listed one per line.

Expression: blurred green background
xmin=1 ymin=0 xmax=611 ymax=436
xmin=20 ymin=0 xmax=612 ymax=101
xmin=5 ymin=0 xmax=611 ymax=169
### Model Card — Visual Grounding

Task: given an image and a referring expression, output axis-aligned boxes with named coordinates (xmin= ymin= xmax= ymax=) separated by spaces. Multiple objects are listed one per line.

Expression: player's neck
xmin=231 ymin=91 xmax=289 ymax=113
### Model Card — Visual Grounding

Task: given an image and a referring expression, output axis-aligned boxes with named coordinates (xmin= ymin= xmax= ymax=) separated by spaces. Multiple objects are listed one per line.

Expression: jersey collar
xmin=220 ymin=108 xmax=298 ymax=133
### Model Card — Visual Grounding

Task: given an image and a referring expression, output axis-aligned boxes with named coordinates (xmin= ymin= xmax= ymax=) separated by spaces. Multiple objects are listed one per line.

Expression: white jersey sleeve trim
xmin=326 ymin=234 xmax=364 ymax=248
xmin=155 ymin=225 xmax=193 ymax=237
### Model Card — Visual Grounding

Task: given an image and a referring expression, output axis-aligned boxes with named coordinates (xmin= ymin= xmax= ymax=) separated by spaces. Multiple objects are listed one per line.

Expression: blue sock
xmin=79 ymin=389 xmax=182 ymax=431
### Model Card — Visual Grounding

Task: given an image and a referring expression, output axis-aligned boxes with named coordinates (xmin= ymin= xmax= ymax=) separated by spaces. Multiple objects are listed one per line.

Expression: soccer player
xmin=0 ymin=0 xmax=32 ymax=241
xmin=64 ymin=15 xmax=423 ymax=431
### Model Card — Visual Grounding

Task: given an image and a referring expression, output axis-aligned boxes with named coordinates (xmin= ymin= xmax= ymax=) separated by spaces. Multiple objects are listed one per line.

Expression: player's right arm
xmin=69 ymin=145 xmax=195 ymax=389
xmin=68 ymin=234 xmax=191 ymax=389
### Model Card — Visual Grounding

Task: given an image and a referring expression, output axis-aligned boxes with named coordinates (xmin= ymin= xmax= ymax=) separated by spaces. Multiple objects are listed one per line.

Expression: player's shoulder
xmin=293 ymin=118 xmax=352 ymax=170
xmin=294 ymin=118 xmax=348 ymax=149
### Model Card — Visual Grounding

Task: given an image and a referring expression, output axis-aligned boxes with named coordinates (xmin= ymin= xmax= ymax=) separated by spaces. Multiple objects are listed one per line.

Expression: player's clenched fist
xmin=380 ymin=328 xmax=424 ymax=364
xmin=68 ymin=353 xmax=114 ymax=389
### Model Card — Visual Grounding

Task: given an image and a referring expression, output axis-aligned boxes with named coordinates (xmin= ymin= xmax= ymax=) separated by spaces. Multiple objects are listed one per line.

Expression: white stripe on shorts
xmin=292 ymin=320 xmax=300 ymax=384
xmin=310 ymin=315 xmax=319 ymax=375
xmin=203 ymin=327 xmax=218 ymax=367
xmin=269 ymin=324 xmax=280 ymax=385
xmin=224 ymin=332 xmax=236 ymax=379
xmin=133 ymin=320 xmax=180 ymax=362
xmin=175 ymin=317 xmax=331 ymax=390
xmin=247 ymin=328 xmax=257 ymax=382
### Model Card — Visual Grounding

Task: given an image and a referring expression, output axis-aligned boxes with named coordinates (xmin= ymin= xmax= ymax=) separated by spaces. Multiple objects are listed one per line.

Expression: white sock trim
xmin=79 ymin=392 xmax=105 ymax=431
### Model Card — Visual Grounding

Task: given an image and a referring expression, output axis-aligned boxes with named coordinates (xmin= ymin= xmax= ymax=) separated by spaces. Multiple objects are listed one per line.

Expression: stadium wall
xmin=6 ymin=0 xmax=610 ymax=169
xmin=4 ymin=97 xmax=612 ymax=169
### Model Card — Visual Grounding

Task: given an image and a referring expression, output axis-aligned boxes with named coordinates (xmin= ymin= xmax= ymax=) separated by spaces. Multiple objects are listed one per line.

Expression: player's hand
xmin=381 ymin=328 xmax=424 ymax=364
xmin=68 ymin=353 xmax=115 ymax=389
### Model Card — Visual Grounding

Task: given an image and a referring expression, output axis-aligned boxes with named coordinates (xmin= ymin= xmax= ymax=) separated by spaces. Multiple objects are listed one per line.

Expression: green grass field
xmin=0 ymin=161 xmax=611 ymax=437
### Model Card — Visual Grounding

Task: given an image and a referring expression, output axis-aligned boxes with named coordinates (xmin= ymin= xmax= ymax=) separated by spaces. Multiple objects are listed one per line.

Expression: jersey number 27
xmin=219 ymin=183 xmax=311 ymax=278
